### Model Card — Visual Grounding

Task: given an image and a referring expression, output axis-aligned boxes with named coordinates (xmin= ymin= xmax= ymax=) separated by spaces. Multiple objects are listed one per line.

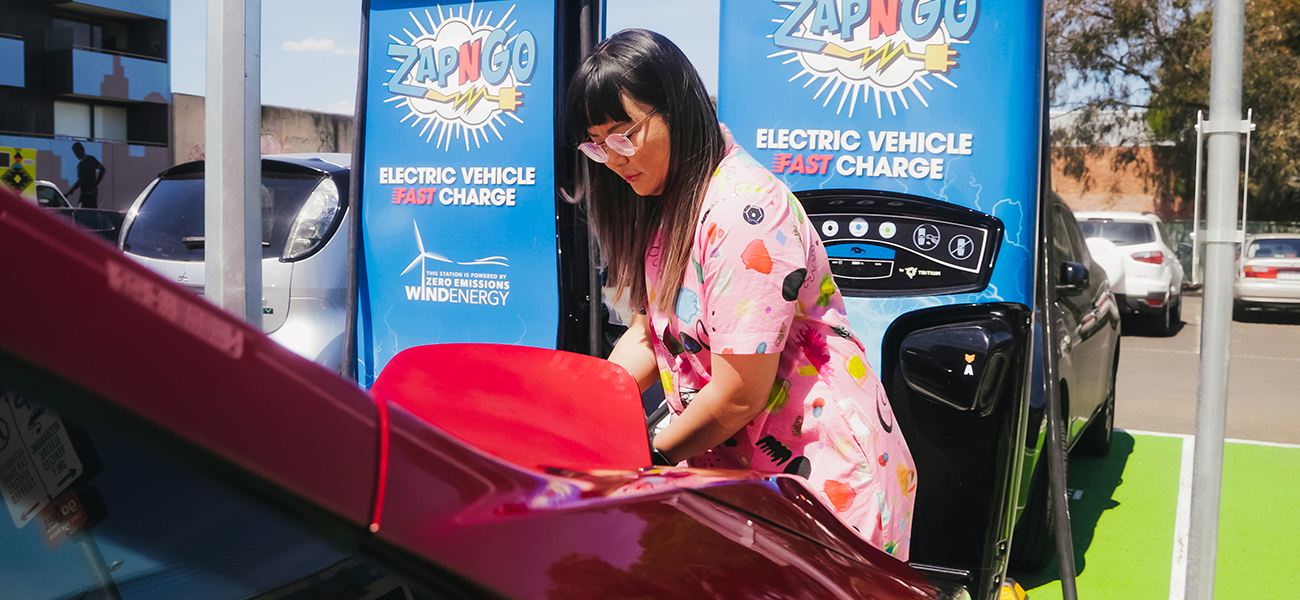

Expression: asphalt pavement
xmin=1114 ymin=291 xmax=1300 ymax=445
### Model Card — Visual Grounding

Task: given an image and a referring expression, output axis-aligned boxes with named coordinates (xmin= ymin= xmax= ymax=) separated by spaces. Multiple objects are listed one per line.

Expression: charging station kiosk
xmin=351 ymin=0 xmax=599 ymax=387
xmin=719 ymin=2 xmax=1048 ymax=597
xmin=351 ymin=0 xmax=1062 ymax=596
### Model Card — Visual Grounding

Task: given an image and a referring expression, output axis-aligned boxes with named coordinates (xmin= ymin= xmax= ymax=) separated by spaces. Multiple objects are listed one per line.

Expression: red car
xmin=0 ymin=187 xmax=934 ymax=599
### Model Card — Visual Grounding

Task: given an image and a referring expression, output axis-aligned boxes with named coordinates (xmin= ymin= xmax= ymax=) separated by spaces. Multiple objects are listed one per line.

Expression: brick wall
xmin=1050 ymin=146 xmax=1189 ymax=219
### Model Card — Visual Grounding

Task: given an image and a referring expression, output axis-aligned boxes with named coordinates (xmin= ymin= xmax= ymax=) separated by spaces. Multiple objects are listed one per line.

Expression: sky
xmin=169 ymin=0 xmax=722 ymax=115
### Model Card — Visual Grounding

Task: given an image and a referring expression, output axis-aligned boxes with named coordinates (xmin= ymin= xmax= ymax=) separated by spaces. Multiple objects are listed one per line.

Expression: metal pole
xmin=1192 ymin=111 xmax=1203 ymax=286
xmin=74 ymin=530 xmax=122 ymax=600
xmin=344 ymin=0 xmax=371 ymax=382
xmin=1240 ymin=109 xmax=1253 ymax=241
xmin=581 ymin=0 xmax=601 ymax=357
xmin=205 ymin=0 xmax=263 ymax=327
xmin=1187 ymin=0 xmax=1246 ymax=597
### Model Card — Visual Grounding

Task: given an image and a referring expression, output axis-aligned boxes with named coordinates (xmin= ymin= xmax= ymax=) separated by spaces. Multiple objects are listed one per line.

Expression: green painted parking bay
xmin=1009 ymin=432 xmax=1300 ymax=599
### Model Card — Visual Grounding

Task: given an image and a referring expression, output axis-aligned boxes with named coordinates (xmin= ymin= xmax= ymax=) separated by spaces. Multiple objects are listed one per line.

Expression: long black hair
xmin=565 ymin=29 xmax=725 ymax=314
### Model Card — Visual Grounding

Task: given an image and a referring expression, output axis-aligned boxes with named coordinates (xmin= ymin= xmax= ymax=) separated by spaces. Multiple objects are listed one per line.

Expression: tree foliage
xmin=1048 ymin=0 xmax=1300 ymax=221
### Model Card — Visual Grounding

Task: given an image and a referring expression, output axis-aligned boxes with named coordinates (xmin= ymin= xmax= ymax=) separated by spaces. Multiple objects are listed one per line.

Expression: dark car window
xmin=37 ymin=185 xmax=69 ymax=208
xmin=1051 ymin=208 xmax=1078 ymax=265
xmin=0 ymin=377 xmax=462 ymax=600
xmin=1077 ymin=220 xmax=1155 ymax=246
xmin=1059 ymin=210 xmax=1089 ymax=262
xmin=121 ymin=170 xmax=324 ymax=261
xmin=1249 ymin=238 xmax=1300 ymax=258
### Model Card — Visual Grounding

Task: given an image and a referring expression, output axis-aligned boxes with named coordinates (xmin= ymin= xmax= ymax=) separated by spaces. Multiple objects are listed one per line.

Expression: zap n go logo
xmin=772 ymin=0 xmax=980 ymax=118
xmin=384 ymin=4 xmax=537 ymax=150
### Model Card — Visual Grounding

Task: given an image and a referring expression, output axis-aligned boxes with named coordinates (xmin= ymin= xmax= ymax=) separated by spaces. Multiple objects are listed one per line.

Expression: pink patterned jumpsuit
xmin=645 ymin=131 xmax=917 ymax=560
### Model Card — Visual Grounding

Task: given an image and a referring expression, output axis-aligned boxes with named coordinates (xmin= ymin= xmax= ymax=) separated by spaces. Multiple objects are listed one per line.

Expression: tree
xmin=1048 ymin=0 xmax=1300 ymax=222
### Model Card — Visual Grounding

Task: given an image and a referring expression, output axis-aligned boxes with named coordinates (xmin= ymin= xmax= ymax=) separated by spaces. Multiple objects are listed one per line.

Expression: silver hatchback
xmin=119 ymin=154 xmax=351 ymax=371
xmin=1234 ymin=234 xmax=1300 ymax=318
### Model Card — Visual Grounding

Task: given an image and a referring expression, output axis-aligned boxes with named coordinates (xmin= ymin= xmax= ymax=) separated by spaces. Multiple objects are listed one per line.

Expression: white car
xmin=1075 ymin=211 xmax=1185 ymax=336
xmin=35 ymin=180 xmax=72 ymax=208
xmin=1234 ymin=234 xmax=1300 ymax=319
xmin=119 ymin=154 xmax=351 ymax=372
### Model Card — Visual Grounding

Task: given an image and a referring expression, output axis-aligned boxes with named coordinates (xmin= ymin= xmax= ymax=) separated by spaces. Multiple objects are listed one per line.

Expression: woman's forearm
xmin=607 ymin=313 xmax=658 ymax=392
xmin=652 ymin=352 xmax=780 ymax=463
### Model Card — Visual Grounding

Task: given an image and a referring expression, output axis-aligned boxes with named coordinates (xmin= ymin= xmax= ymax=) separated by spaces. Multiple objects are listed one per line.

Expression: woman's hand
xmin=607 ymin=313 xmax=659 ymax=393
xmin=651 ymin=351 xmax=781 ymax=463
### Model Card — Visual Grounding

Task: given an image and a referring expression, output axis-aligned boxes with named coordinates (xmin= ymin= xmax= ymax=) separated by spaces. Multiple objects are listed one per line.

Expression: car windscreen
xmin=1248 ymin=238 xmax=1300 ymax=258
xmin=1078 ymin=220 xmax=1156 ymax=246
xmin=122 ymin=170 xmax=324 ymax=261
xmin=36 ymin=185 xmax=70 ymax=208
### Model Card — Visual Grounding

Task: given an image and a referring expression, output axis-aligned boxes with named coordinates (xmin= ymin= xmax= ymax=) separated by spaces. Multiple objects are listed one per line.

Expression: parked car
xmin=118 ymin=154 xmax=351 ymax=372
xmin=1007 ymin=194 xmax=1123 ymax=570
xmin=0 ymin=185 xmax=936 ymax=600
xmin=1234 ymin=234 xmax=1300 ymax=319
xmin=1074 ymin=211 xmax=1185 ymax=336
xmin=35 ymin=180 xmax=71 ymax=208
xmin=26 ymin=180 xmax=126 ymax=243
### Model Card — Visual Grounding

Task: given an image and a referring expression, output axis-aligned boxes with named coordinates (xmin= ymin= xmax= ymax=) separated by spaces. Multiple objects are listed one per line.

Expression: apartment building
xmin=0 ymin=0 xmax=170 ymax=210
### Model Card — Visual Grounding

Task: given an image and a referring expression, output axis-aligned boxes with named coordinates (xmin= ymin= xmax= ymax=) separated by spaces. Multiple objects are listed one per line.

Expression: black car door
xmin=1053 ymin=204 xmax=1112 ymax=438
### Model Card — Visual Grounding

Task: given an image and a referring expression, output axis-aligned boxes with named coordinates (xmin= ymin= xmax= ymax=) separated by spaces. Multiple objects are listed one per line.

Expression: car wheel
xmin=1232 ymin=300 xmax=1247 ymax=322
xmin=1150 ymin=302 xmax=1174 ymax=336
xmin=1010 ymin=401 xmax=1069 ymax=572
xmin=1074 ymin=350 xmax=1117 ymax=457
xmin=1170 ymin=293 xmax=1182 ymax=326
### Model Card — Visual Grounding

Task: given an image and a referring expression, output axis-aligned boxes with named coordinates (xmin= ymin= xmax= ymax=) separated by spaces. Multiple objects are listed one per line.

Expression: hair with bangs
xmin=565 ymin=29 xmax=724 ymax=314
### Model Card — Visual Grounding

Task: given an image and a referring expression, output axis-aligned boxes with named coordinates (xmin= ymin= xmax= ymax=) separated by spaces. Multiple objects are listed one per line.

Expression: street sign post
xmin=0 ymin=392 xmax=84 ymax=529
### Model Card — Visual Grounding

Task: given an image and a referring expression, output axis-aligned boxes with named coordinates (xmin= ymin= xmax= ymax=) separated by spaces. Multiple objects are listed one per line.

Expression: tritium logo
xmin=771 ymin=0 xmax=980 ymax=118
xmin=384 ymin=4 xmax=537 ymax=150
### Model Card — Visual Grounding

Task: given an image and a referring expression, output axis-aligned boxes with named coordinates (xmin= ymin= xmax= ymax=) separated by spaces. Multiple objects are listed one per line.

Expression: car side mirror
xmin=1176 ymin=242 xmax=1192 ymax=258
xmin=1056 ymin=261 xmax=1089 ymax=294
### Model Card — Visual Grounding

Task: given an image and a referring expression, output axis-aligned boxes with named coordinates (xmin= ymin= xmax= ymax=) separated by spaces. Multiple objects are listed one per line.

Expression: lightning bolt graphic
xmin=822 ymin=41 xmax=909 ymax=74
xmin=451 ymin=86 xmax=491 ymax=110
xmin=398 ymin=85 xmax=522 ymax=112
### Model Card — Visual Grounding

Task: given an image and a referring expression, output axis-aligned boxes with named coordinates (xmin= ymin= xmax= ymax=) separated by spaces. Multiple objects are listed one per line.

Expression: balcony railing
xmin=70 ymin=43 xmax=166 ymax=64
xmin=0 ymin=131 xmax=168 ymax=148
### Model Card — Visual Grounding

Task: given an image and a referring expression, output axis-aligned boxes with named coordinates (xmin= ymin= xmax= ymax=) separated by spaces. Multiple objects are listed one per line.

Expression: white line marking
xmin=1225 ymin=437 xmax=1300 ymax=449
xmin=1169 ymin=435 xmax=1194 ymax=600
xmin=1123 ymin=429 xmax=1300 ymax=448
xmin=1127 ymin=347 xmax=1300 ymax=362
xmin=1119 ymin=429 xmax=1192 ymax=439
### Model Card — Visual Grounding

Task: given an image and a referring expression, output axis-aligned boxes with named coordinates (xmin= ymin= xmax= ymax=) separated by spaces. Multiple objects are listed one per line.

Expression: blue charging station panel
xmin=719 ymin=3 xmax=1048 ymax=594
xmin=718 ymin=0 xmax=1044 ymax=370
xmin=355 ymin=0 xmax=560 ymax=386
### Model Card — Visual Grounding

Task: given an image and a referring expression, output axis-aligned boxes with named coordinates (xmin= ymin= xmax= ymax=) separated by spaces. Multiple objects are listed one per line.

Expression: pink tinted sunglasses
xmin=578 ymin=108 xmax=659 ymax=163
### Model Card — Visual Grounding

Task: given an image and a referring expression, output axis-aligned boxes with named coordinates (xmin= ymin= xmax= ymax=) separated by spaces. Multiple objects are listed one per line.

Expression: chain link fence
xmin=1163 ymin=220 xmax=1300 ymax=285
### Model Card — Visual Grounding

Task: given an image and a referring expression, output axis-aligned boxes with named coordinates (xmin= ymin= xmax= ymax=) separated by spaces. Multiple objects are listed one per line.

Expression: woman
xmin=567 ymin=29 xmax=916 ymax=560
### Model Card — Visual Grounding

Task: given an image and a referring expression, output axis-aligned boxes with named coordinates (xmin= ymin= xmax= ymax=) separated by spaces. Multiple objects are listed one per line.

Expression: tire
xmin=1010 ymin=402 xmax=1070 ymax=572
xmin=1232 ymin=300 xmax=1247 ymax=322
xmin=1074 ymin=350 xmax=1118 ymax=457
xmin=1171 ymin=293 xmax=1182 ymax=326
xmin=1009 ymin=452 xmax=1063 ymax=571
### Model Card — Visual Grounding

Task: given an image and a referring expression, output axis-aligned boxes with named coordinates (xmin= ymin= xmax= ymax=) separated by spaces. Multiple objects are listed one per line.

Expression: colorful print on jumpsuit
xmin=645 ymin=132 xmax=917 ymax=560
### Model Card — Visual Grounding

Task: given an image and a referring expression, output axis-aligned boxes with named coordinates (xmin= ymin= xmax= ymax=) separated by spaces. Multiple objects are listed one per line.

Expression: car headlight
xmin=283 ymin=178 xmax=340 ymax=261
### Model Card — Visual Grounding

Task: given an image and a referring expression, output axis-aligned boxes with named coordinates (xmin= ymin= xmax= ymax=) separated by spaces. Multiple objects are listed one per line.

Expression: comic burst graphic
xmin=769 ymin=1 xmax=973 ymax=119
xmin=383 ymin=2 xmax=535 ymax=151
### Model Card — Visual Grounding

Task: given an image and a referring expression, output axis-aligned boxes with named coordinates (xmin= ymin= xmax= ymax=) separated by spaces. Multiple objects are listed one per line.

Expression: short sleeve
xmin=696 ymin=180 xmax=810 ymax=355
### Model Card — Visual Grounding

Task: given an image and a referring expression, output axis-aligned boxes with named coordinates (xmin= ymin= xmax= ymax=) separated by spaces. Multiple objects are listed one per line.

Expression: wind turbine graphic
xmin=400 ymin=221 xmax=453 ymax=279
